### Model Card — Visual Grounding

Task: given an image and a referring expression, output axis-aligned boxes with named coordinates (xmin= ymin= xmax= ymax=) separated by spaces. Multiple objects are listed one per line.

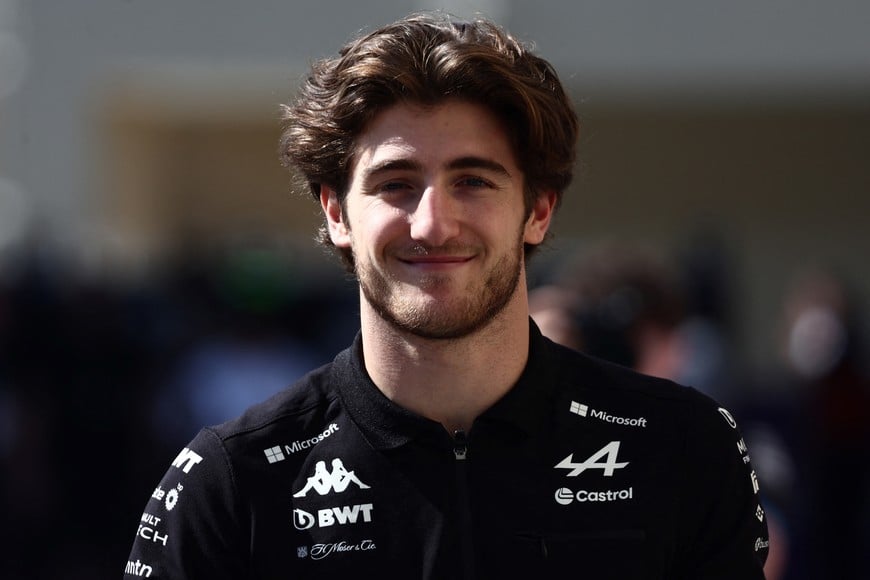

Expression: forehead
xmin=350 ymin=100 xmax=518 ymax=175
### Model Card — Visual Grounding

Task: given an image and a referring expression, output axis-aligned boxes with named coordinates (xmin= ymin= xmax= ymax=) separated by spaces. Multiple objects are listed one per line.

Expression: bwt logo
xmin=171 ymin=448 xmax=203 ymax=474
xmin=293 ymin=503 xmax=374 ymax=530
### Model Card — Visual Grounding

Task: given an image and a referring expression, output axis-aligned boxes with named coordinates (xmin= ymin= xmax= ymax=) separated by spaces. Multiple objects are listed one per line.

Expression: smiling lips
xmin=395 ymin=244 xmax=476 ymax=268
xmin=399 ymin=254 xmax=474 ymax=270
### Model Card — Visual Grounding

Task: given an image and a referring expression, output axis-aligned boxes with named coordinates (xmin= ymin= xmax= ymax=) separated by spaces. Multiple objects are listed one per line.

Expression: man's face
xmin=322 ymin=100 xmax=552 ymax=340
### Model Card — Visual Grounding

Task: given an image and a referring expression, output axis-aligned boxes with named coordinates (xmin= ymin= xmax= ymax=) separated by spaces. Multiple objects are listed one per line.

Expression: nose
xmin=409 ymin=186 xmax=461 ymax=246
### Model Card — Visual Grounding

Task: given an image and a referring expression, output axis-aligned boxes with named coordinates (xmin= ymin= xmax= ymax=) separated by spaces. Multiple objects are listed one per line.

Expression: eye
xmin=379 ymin=181 xmax=412 ymax=193
xmin=456 ymin=176 xmax=493 ymax=189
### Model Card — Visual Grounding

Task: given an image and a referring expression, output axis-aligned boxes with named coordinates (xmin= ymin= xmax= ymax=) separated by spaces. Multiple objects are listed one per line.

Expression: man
xmin=124 ymin=12 xmax=768 ymax=578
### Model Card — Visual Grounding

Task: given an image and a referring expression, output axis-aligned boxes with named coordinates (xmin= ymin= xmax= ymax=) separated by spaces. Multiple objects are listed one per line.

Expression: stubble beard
xmin=355 ymin=237 xmax=525 ymax=341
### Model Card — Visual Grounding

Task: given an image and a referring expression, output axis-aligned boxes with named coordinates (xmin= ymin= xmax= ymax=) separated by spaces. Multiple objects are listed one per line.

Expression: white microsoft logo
xmin=569 ymin=401 xmax=648 ymax=428
xmin=264 ymin=446 xmax=286 ymax=463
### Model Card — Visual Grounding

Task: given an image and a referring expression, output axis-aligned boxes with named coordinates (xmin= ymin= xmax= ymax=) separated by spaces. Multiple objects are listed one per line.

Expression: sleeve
xmin=677 ymin=395 xmax=770 ymax=579
xmin=123 ymin=428 xmax=249 ymax=579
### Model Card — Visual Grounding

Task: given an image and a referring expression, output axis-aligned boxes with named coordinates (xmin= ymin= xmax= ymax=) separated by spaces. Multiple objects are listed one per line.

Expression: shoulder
xmin=544 ymin=336 xmax=714 ymax=413
xmin=541 ymin=336 xmax=748 ymax=455
xmin=200 ymin=360 xmax=343 ymax=458
xmin=540 ymin=339 xmax=768 ymax=571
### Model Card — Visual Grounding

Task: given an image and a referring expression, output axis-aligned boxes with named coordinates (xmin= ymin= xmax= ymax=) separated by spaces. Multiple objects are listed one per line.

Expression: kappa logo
xmin=293 ymin=458 xmax=370 ymax=498
xmin=555 ymin=441 xmax=629 ymax=477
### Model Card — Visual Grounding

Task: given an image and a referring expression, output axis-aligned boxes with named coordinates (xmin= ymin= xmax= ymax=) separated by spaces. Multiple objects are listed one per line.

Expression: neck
xmin=360 ymin=287 xmax=531 ymax=433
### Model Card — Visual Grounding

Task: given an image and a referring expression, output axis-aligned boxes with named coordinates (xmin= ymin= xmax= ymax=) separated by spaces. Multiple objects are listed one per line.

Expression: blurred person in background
xmin=123 ymin=12 xmax=768 ymax=578
xmin=778 ymin=267 xmax=870 ymax=578
xmin=530 ymin=241 xmax=793 ymax=579
xmin=531 ymin=242 xmax=689 ymax=381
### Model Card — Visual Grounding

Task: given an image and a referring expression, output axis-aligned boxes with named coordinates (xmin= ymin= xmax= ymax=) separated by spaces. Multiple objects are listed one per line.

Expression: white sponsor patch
xmin=570 ymin=401 xmax=647 ymax=427
xmin=171 ymin=448 xmax=203 ymax=474
xmin=555 ymin=486 xmax=634 ymax=505
xmin=293 ymin=458 xmax=370 ymax=498
xmin=310 ymin=539 xmax=377 ymax=560
xmin=151 ymin=483 xmax=184 ymax=512
xmin=555 ymin=441 xmax=629 ymax=477
xmin=756 ymin=504 xmax=765 ymax=522
xmin=293 ymin=504 xmax=374 ymax=530
xmin=125 ymin=559 xmax=154 ymax=577
xmin=266 ymin=424 xmax=340 ymax=464
xmin=718 ymin=407 xmax=738 ymax=429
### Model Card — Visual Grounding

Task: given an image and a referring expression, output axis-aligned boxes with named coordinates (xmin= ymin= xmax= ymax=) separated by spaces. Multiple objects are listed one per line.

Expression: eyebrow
xmin=364 ymin=158 xmax=424 ymax=178
xmin=447 ymin=156 xmax=512 ymax=179
xmin=363 ymin=156 xmax=512 ymax=180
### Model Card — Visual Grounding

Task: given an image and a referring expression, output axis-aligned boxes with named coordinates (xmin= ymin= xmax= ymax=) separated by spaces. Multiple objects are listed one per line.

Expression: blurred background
xmin=0 ymin=0 xmax=868 ymax=578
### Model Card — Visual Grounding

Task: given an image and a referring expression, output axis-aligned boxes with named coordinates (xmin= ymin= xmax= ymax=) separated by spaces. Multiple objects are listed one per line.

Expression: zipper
xmin=453 ymin=430 xmax=475 ymax=579
xmin=453 ymin=429 xmax=468 ymax=460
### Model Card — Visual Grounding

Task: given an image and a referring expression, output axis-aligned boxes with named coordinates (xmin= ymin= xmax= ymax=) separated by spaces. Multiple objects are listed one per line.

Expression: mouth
xmin=392 ymin=243 xmax=479 ymax=273
xmin=398 ymin=255 xmax=474 ymax=271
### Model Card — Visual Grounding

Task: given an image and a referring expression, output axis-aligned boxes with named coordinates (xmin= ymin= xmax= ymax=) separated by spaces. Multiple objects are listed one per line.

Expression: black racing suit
xmin=124 ymin=323 xmax=769 ymax=578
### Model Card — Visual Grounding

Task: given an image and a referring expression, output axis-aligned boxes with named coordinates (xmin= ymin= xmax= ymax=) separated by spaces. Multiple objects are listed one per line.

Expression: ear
xmin=320 ymin=185 xmax=352 ymax=248
xmin=523 ymin=190 xmax=557 ymax=245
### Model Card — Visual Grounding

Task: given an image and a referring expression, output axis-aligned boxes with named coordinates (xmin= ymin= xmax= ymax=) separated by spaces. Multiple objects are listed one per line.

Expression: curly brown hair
xmin=279 ymin=12 xmax=579 ymax=267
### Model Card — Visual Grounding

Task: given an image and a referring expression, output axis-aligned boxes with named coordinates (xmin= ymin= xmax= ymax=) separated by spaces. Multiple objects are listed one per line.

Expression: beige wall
xmin=101 ymin=89 xmax=870 ymax=363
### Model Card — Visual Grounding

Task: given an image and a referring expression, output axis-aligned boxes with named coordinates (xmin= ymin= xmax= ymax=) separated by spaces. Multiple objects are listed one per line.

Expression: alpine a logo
xmin=555 ymin=441 xmax=629 ymax=477
xmin=293 ymin=458 xmax=370 ymax=498
xmin=570 ymin=401 xmax=647 ymax=428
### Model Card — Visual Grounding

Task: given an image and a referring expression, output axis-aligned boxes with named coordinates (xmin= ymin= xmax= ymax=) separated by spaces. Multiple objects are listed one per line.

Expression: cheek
xmin=350 ymin=205 xmax=408 ymax=252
